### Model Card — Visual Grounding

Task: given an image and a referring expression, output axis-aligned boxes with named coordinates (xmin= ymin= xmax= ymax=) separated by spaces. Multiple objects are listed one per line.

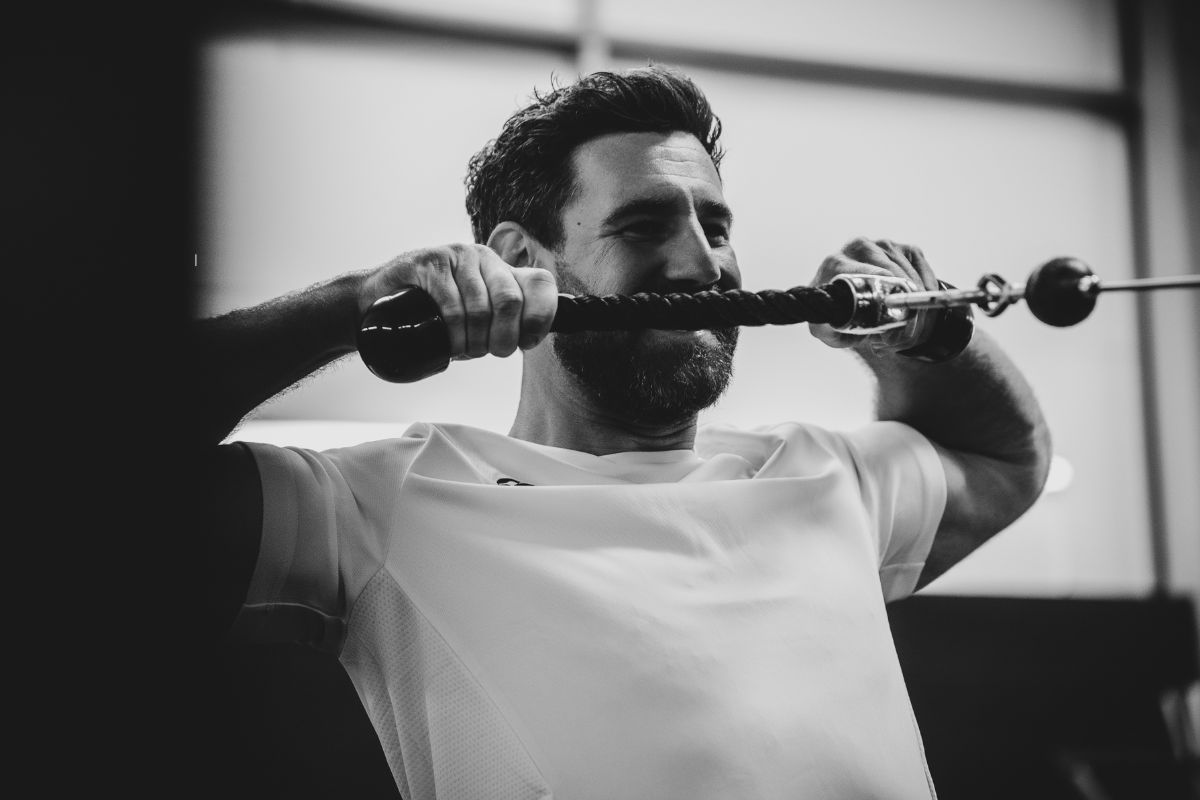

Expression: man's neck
xmin=508 ymin=353 xmax=698 ymax=456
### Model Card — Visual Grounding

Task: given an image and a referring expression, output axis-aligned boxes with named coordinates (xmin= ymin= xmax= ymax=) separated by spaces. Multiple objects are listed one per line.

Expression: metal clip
xmin=830 ymin=274 xmax=917 ymax=334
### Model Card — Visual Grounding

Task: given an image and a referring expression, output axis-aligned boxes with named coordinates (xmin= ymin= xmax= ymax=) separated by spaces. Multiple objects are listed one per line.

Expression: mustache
xmin=553 ymin=261 xmax=739 ymax=299
xmin=625 ymin=275 xmax=739 ymax=297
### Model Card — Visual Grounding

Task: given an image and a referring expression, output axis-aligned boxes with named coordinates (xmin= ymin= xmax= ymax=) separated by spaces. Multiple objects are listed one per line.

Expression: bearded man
xmin=198 ymin=64 xmax=1050 ymax=800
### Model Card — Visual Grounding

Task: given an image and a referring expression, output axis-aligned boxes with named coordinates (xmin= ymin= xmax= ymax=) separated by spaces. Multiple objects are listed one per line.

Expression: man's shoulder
xmin=694 ymin=419 xmax=846 ymax=469
xmin=696 ymin=419 xmax=934 ymax=477
xmin=697 ymin=419 xmax=838 ymax=450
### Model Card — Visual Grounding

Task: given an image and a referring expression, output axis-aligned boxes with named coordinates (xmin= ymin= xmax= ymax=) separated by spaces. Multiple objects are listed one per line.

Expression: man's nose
xmin=661 ymin=217 xmax=722 ymax=289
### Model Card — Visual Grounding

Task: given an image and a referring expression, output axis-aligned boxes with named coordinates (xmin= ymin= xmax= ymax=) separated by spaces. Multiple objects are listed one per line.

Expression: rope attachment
xmin=552 ymin=284 xmax=852 ymax=333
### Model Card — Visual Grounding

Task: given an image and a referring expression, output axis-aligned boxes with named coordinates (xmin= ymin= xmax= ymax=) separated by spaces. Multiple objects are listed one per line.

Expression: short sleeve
xmin=842 ymin=421 xmax=947 ymax=602
xmin=228 ymin=436 xmax=414 ymax=651
xmin=226 ymin=444 xmax=348 ymax=650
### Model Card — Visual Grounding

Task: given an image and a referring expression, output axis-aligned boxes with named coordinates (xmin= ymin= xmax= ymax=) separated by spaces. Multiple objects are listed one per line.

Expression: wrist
xmin=323 ymin=269 xmax=374 ymax=353
xmin=897 ymin=280 xmax=975 ymax=363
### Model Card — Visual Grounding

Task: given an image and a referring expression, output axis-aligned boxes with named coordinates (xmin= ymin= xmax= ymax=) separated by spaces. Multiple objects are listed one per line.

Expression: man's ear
xmin=487 ymin=222 xmax=550 ymax=268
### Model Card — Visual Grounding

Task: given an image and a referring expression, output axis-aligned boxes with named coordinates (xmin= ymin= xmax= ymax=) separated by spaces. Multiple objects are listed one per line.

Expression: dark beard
xmin=551 ymin=266 xmax=738 ymax=426
xmin=553 ymin=328 xmax=738 ymax=426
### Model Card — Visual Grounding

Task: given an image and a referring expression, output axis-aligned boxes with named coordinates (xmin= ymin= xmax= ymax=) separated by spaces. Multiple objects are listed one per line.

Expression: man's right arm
xmin=191 ymin=244 xmax=558 ymax=632
xmin=190 ymin=271 xmax=366 ymax=445
xmin=191 ymin=270 xmax=363 ymax=633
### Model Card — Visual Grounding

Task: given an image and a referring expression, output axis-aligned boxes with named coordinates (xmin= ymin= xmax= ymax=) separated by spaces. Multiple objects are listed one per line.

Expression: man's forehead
xmin=569 ymin=131 xmax=723 ymax=205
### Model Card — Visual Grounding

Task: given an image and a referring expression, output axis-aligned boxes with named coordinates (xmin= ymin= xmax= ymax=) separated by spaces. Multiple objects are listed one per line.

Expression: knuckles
xmin=522 ymin=267 xmax=556 ymax=290
xmin=490 ymin=286 xmax=524 ymax=317
xmin=842 ymin=236 xmax=876 ymax=258
xmin=380 ymin=245 xmax=562 ymax=347
xmin=412 ymin=247 xmax=457 ymax=279
xmin=408 ymin=243 xmax=491 ymax=281
xmin=461 ymin=295 xmax=492 ymax=317
xmin=816 ymin=253 xmax=857 ymax=280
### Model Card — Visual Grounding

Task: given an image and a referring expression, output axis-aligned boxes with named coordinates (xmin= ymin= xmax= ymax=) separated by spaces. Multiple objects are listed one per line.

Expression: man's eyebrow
xmin=601 ymin=196 xmax=682 ymax=227
xmin=601 ymin=195 xmax=734 ymax=227
xmin=697 ymin=198 xmax=734 ymax=227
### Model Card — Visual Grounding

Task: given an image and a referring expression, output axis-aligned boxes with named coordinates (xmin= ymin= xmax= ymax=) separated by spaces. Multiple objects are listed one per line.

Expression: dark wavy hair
xmin=464 ymin=64 xmax=725 ymax=249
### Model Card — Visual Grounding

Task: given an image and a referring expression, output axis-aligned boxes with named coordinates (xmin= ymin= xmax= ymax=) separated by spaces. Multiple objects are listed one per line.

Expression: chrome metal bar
xmin=1097 ymin=275 xmax=1200 ymax=292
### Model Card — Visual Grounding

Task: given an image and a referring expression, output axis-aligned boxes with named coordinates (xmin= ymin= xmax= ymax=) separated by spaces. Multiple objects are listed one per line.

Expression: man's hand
xmin=806 ymin=239 xmax=1052 ymax=592
xmin=360 ymin=244 xmax=559 ymax=362
xmin=809 ymin=236 xmax=940 ymax=354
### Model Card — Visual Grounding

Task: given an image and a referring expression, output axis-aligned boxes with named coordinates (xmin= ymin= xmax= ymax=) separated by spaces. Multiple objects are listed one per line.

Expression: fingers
xmin=514 ymin=267 xmax=558 ymax=352
xmin=405 ymin=247 xmax=471 ymax=360
xmin=811 ymin=236 xmax=941 ymax=353
xmin=841 ymin=236 xmax=920 ymax=289
xmin=876 ymin=239 xmax=938 ymax=292
xmin=452 ymin=250 xmax=493 ymax=359
xmin=373 ymin=244 xmax=556 ymax=362
xmin=869 ymin=239 xmax=939 ymax=346
xmin=479 ymin=261 xmax=558 ymax=358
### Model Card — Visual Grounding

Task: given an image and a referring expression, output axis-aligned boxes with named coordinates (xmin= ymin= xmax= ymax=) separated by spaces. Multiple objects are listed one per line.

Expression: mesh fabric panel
xmin=340 ymin=572 xmax=552 ymax=800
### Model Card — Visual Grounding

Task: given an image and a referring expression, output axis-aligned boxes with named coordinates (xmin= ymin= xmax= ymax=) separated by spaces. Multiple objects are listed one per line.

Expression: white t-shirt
xmin=233 ymin=420 xmax=946 ymax=800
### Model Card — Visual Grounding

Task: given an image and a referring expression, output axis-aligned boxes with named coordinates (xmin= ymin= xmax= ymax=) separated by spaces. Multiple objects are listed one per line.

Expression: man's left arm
xmin=812 ymin=237 xmax=1053 ymax=589
xmin=858 ymin=329 xmax=1052 ymax=589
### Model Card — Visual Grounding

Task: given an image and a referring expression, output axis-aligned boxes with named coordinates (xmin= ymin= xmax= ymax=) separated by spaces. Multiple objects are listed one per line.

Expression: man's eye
xmin=622 ymin=221 xmax=666 ymax=239
xmin=704 ymin=224 xmax=731 ymax=244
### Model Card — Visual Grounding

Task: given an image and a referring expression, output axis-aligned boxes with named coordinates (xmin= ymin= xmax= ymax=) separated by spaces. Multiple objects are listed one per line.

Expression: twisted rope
xmin=552 ymin=284 xmax=853 ymax=333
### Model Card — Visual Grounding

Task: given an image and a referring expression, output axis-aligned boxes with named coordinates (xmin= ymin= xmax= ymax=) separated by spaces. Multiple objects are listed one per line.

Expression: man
xmin=198 ymin=64 xmax=1051 ymax=799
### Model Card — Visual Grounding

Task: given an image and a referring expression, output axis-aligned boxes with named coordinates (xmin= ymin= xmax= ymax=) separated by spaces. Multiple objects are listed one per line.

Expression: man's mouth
xmin=638 ymin=328 xmax=720 ymax=350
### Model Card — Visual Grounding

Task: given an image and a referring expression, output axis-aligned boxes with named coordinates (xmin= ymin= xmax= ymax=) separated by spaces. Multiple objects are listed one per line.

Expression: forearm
xmin=858 ymin=329 xmax=1051 ymax=482
xmin=188 ymin=270 xmax=368 ymax=443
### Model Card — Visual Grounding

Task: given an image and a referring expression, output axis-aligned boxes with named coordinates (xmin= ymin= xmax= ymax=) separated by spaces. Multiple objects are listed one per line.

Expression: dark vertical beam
xmin=1117 ymin=0 xmax=1170 ymax=598
xmin=5 ymin=1 xmax=227 ymax=796
xmin=1174 ymin=0 xmax=1200 ymax=276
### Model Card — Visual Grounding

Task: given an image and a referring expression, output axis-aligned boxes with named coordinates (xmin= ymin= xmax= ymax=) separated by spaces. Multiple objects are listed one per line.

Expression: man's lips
xmin=639 ymin=328 xmax=720 ymax=347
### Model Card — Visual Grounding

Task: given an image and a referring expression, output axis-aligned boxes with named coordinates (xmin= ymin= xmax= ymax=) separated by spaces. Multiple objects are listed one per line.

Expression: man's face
xmin=549 ymin=131 xmax=741 ymax=427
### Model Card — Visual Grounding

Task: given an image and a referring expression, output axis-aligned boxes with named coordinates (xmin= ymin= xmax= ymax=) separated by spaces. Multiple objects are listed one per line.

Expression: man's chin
xmin=552 ymin=326 xmax=738 ymax=425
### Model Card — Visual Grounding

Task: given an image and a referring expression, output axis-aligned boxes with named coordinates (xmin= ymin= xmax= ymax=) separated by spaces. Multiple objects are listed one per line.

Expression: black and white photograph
xmin=8 ymin=1 xmax=1199 ymax=798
